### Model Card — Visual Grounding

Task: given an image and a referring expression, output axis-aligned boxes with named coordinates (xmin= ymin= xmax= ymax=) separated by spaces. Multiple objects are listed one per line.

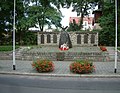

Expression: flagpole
xmin=114 ymin=0 xmax=118 ymax=73
xmin=13 ymin=0 xmax=16 ymax=70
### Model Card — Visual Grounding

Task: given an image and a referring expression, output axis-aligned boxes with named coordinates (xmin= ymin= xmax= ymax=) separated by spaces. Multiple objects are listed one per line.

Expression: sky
xmin=60 ymin=7 xmax=77 ymax=27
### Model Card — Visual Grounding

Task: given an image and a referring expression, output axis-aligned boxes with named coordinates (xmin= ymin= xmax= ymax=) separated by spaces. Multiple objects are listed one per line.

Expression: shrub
xmin=69 ymin=60 xmax=95 ymax=74
xmin=31 ymin=59 xmax=54 ymax=73
xmin=0 ymin=46 xmax=19 ymax=51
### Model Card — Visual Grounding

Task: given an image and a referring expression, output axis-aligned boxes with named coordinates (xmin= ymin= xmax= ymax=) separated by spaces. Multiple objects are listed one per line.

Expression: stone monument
xmin=59 ymin=26 xmax=72 ymax=48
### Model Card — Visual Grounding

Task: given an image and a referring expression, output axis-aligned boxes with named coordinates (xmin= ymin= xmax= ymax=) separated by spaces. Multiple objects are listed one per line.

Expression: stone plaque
xmin=77 ymin=34 xmax=81 ymax=44
xmin=47 ymin=34 xmax=51 ymax=43
xmin=91 ymin=34 xmax=95 ymax=44
xmin=84 ymin=34 xmax=88 ymax=44
xmin=53 ymin=34 xmax=57 ymax=43
xmin=41 ymin=34 xmax=44 ymax=44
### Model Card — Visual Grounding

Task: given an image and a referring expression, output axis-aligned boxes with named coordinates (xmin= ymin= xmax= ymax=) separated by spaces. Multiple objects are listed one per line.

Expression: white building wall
xmin=82 ymin=21 xmax=93 ymax=31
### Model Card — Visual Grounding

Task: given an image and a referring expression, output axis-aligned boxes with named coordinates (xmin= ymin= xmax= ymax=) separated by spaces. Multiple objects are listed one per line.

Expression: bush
xmin=69 ymin=60 xmax=95 ymax=74
xmin=31 ymin=59 xmax=54 ymax=73
xmin=0 ymin=46 xmax=19 ymax=51
xmin=22 ymin=32 xmax=37 ymax=45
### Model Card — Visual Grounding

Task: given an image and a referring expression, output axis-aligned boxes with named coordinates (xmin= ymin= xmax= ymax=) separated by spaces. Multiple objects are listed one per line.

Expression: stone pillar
xmin=88 ymin=34 xmax=91 ymax=45
xmin=44 ymin=34 xmax=47 ymax=44
xmin=81 ymin=34 xmax=84 ymax=45
xmin=51 ymin=34 xmax=53 ymax=44
xmin=57 ymin=34 xmax=60 ymax=45
xmin=37 ymin=32 xmax=40 ymax=45
xmin=71 ymin=32 xmax=77 ymax=45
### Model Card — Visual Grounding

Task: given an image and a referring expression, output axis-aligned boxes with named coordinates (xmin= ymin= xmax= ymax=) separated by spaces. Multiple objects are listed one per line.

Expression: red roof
xmin=69 ymin=17 xmax=93 ymax=24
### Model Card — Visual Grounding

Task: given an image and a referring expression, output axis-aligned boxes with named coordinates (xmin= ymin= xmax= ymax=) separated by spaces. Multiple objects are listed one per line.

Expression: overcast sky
xmin=60 ymin=7 xmax=77 ymax=27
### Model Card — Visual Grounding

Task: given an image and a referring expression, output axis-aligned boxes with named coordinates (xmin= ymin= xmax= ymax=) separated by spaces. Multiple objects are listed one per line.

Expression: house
xmin=69 ymin=17 xmax=94 ymax=31
xmin=92 ymin=9 xmax=102 ymax=30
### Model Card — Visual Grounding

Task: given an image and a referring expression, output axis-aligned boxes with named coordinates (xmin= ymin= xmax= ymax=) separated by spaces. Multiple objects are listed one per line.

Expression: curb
xmin=0 ymin=71 xmax=120 ymax=78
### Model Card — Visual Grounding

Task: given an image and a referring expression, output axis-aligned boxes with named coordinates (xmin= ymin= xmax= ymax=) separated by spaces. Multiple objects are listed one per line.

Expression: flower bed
xmin=69 ymin=60 xmax=95 ymax=74
xmin=31 ymin=59 xmax=54 ymax=72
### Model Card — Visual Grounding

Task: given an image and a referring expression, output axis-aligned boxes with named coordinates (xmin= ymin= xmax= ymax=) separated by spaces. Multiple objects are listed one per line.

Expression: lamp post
xmin=13 ymin=0 xmax=16 ymax=70
xmin=114 ymin=0 xmax=118 ymax=73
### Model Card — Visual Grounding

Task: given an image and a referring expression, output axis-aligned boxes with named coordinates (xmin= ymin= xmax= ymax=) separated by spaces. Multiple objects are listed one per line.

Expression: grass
xmin=0 ymin=46 xmax=19 ymax=51
xmin=118 ymin=48 xmax=120 ymax=51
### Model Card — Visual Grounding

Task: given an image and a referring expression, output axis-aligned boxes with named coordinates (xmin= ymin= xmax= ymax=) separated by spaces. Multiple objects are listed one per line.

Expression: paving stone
xmin=0 ymin=60 xmax=120 ymax=76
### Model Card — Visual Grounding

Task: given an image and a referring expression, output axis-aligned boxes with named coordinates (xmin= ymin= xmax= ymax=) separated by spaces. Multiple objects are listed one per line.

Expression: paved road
xmin=0 ymin=74 xmax=120 ymax=93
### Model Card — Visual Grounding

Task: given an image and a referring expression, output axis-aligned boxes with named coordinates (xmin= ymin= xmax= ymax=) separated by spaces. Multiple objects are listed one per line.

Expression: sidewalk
xmin=0 ymin=60 xmax=120 ymax=78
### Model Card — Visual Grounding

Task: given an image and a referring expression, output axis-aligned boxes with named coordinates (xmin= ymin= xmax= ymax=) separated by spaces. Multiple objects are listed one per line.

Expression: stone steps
xmin=20 ymin=51 xmax=109 ymax=61
xmin=0 ymin=47 xmax=119 ymax=62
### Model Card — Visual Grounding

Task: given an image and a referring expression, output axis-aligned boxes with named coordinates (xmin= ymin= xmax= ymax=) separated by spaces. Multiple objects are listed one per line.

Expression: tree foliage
xmin=25 ymin=0 xmax=63 ymax=31
xmin=67 ymin=19 xmax=80 ymax=31
xmin=0 ymin=0 xmax=64 ymax=45
xmin=70 ymin=0 xmax=98 ymax=29
xmin=1 ymin=0 xmax=119 ymax=46
xmin=98 ymin=0 xmax=120 ymax=46
xmin=0 ymin=0 xmax=14 ymax=45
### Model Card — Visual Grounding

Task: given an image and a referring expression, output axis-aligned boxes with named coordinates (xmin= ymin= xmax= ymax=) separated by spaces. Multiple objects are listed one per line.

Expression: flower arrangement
xmin=69 ymin=60 xmax=95 ymax=74
xmin=31 ymin=59 xmax=54 ymax=72
xmin=59 ymin=43 xmax=69 ymax=51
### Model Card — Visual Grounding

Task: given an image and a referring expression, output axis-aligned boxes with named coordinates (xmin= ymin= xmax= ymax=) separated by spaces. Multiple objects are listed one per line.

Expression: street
xmin=0 ymin=74 xmax=120 ymax=93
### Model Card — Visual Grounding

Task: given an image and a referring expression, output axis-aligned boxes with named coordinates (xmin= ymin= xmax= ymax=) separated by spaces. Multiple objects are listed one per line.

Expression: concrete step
xmin=0 ymin=47 xmax=120 ymax=62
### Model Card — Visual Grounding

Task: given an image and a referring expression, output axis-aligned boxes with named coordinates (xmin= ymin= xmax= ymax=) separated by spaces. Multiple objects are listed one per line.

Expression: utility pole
xmin=114 ymin=0 xmax=118 ymax=73
xmin=13 ymin=0 xmax=16 ymax=70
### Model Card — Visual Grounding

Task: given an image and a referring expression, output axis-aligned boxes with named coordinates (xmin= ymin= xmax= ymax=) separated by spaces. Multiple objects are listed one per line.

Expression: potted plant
xmin=31 ymin=59 xmax=54 ymax=72
xmin=69 ymin=60 xmax=95 ymax=74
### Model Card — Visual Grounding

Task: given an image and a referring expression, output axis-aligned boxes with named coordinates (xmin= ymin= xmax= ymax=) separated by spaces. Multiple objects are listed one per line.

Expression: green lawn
xmin=0 ymin=46 xmax=19 ymax=51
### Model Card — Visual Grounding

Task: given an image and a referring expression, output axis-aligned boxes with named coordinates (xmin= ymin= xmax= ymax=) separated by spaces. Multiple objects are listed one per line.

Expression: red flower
xmin=100 ymin=46 xmax=107 ymax=51
xmin=69 ymin=60 xmax=95 ymax=74
xmin=31 ymin=59 xmax=54 ymax=73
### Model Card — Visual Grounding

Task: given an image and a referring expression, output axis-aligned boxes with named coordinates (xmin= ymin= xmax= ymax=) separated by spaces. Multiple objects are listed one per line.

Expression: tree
xmin=0 ymin=0 xmax=15 ymax=45
xmin=25 ymin=0 xmax=63 ymax=32
xmin=15 ymin=0 xmax=29 ymax=45
xmin=0 ymin=0 xmax=34 ymax=45
xmin=67 ymin=19 xmax=80 ymax=31
xmin=98 ymin=0 xmax=120 ymax=46
xmin=0 ymin=0 xmax=70 ymax=45
xmin=71 ymin=0 xmax=98 ymax=29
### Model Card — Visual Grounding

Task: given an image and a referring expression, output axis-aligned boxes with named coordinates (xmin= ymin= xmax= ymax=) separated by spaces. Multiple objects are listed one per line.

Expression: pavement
xmin=0 ymin=46 xmax=120 ymax=78
xmin=0 ymin=60 xmax=120 ymax=78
